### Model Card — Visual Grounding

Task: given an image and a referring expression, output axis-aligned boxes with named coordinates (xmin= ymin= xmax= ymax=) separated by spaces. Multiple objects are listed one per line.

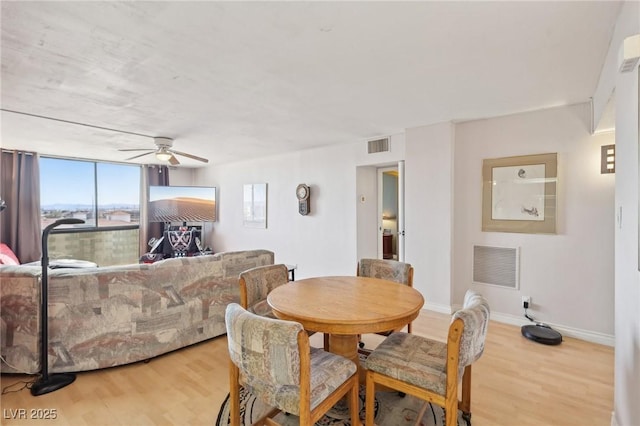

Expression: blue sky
xmin=40 ymin=157 xmax=140 ymax=206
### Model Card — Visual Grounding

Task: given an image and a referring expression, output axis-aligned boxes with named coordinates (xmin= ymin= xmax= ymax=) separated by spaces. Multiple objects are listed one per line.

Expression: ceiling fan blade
xmin=168 ymin=154 xmax=180 ymax=166
xmin=170 ymin=149 xmax=209 ymax=163
xmin=118 ymin=148 xmax=155 ymax=152
xmin=124 ymin=151 xmax=155 ymax=160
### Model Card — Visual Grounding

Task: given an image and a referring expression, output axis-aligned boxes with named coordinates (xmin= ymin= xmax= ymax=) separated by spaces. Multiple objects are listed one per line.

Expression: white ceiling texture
xmin=1 ymin=1 xmax=622 ymax=167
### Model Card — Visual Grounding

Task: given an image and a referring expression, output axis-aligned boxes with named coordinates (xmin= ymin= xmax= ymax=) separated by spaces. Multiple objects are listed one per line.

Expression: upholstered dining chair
xmin=225 ymin=303 xmax=360 ymax=426
xmin=357 ymin=258 xmax=414 ymax=348
xmin=364 ymin=290 xmax=490 ymax=426
xmin=238 ymin=264 xmax=289 ymax=317
xmin=239 ymin=264 xmax=329 ymax=351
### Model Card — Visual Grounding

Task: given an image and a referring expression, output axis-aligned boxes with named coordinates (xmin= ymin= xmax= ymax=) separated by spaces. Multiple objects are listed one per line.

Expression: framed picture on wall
xmin=243 ymin=183 xmax=267 ymax=229
xmin=482 ymin=153 xmax=557 ymax=234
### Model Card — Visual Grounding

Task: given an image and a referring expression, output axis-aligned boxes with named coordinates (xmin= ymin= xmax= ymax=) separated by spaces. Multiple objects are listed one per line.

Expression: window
xmin=40 ymin=157 xmax=140 ymax=229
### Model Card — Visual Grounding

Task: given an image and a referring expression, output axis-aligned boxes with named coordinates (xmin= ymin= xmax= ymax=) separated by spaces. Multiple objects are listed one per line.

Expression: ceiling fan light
xmin=155 ymin=150 xmax=172 ymax=162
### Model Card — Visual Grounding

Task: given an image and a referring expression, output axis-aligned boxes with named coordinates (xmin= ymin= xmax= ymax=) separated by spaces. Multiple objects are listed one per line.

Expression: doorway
xmin=377 ymin=161 xmax=405 ymax=261
xmin=355 ymin=161 xmax=405 ymax=262
xmin=378 ymin=167 xmax=397 ymax=259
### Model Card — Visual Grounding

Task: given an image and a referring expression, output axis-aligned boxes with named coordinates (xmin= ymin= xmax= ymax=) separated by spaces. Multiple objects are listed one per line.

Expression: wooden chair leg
xmin=445 ymin=391 xmax=458 ymax=426
xmin=348 ymin=376 xmax=360 ymax=426
xmin=365 ymin=371 xmax=376 ymax=426
xmin=460 ymin=365 xmax=472 ymax=421
xmin=229 ymin=361 xmax=240 ymax=426
xmin=323 ymin=333 xmax=330 ymax=351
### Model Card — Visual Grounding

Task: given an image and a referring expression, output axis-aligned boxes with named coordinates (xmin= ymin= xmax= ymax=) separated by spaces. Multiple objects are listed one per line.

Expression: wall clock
xmin=296 ymin=184 xmax=310 ymax=216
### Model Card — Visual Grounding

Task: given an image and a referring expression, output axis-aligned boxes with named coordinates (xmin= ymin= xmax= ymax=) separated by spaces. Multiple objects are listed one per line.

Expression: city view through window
xmin=40 ymin=157 xmax=141 ymax=229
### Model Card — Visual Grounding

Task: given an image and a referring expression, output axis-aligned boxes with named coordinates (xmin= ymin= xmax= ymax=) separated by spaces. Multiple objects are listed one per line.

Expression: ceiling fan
xmin=119 ymin=137 xmax=209 ymax=165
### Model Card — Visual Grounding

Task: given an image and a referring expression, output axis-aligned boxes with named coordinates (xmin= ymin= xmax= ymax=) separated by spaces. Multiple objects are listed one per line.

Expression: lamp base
xmin=30 ymin=373 xmax=76 ymax=396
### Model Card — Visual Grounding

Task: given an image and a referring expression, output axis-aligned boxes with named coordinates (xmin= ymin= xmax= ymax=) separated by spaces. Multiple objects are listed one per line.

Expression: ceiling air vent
xmin=367 ymin=138 xmax=390 ymax=154
xmin=472 ymin=245 xmax=520 ymax=289
xmin=619 ymin=34 xmax=640 ymax=73
xmin=620 ymin=56 xmax=639 ymax=73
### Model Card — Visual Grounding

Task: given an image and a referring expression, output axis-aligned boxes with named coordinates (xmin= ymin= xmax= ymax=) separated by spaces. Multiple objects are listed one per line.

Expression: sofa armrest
xmin=0 ymin=265 xmax=42 ymax=374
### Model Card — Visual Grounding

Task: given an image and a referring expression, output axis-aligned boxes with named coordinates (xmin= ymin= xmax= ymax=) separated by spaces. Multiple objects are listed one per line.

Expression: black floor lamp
xmin=31 ymin=218 xmax=84 ymax=396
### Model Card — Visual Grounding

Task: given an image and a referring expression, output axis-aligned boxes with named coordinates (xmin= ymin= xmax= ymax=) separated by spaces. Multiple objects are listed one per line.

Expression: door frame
xmin=377 ymin=162 xmax=405 ymax=261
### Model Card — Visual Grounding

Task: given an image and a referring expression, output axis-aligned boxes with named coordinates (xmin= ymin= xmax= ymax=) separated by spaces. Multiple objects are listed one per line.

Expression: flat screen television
xmin=148 ymin=185 xmax=217 ymax=223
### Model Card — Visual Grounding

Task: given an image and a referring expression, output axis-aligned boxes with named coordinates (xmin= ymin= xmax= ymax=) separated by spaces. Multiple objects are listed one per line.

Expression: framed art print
xmin=482 ymin=153 xmax=557 ymax=234
xmin=243 ymin=183 xmax=267 ymax=229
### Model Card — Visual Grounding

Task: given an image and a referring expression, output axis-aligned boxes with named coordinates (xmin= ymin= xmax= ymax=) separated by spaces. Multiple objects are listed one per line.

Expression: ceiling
xmin=1 ymin=1 xmax=621 ymax=167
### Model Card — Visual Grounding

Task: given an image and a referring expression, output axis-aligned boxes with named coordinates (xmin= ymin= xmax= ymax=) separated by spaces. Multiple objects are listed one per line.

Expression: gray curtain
xmin=139 ymin=165 xmax=169 ymax=255
xmin=0 ymin=150 xmax=42 ymax=263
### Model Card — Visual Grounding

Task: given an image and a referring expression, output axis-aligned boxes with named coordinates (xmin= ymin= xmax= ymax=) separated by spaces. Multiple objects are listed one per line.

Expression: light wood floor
xmin=0 ymin=310 xmax=614 ymax=426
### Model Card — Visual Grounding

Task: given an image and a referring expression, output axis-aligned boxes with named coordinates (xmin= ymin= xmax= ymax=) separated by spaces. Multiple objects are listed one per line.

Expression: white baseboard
xmin=487 ymin=312 xmax=614 ymax=346
xmin=426 ymin=306 xmax=614 ymax=347
xmin=423 ymin=302 xmax=453 ymax=315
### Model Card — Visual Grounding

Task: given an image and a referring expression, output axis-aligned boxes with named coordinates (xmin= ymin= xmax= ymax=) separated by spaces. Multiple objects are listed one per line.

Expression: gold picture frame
xmin=482 ymin=153 xmax=557 ymax=234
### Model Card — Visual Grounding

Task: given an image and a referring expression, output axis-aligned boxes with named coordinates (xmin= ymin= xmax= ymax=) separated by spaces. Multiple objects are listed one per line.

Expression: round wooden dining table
xmin=267 ymin=276 xmax=424 ymax=379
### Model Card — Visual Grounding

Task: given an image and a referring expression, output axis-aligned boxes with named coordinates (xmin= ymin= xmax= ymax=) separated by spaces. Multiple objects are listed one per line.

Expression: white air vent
xmin=619 ymin=34 xmax=640 ymax=73
xmin=472 ymin=245 xmax=520 ymax=289
xmin=368 ymin=138 xmax=390 ymax=154
xmin=620 ymin=57 xmax=639 ymax=73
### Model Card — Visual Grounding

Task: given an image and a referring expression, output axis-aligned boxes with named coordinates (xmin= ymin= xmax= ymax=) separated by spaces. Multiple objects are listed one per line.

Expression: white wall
xmin=592 ymin=2 xmax=640 ymax=424
xmin=453 ymin=104 xmax=615 ymax=342
xmin=405 ymin=122 xmax=455 ymax=312
xmin=614 ymin=70 xmax=640 ymax=426
xmin=195 ymin=137 xmax=404 ymax=279
xmin=613 ymin=66 xmax=639 ymax=426
xmin=356 ymin=165 xmax=378 ymax=261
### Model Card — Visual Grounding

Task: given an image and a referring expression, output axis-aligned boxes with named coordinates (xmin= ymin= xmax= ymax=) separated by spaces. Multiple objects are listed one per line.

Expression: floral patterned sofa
xmin=0 ymin=249 xmax=274 ymax=374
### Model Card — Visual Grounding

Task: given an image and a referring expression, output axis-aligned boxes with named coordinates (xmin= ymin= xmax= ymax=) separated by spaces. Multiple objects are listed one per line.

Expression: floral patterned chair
xmin=364 ymin=290 xmax=490 ymax=426
xmin=225 ymin=303 xmax=359 ymax=426
xmin=238 ymin=264 xmax=289 ymax=317
xmin=357 ymin=258 xmax=414 ymax=349
xmin=239 ymin=263 xmax=329 ymax=351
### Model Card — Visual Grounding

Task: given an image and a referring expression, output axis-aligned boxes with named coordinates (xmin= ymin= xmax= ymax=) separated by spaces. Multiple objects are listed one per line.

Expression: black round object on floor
xmin=521 ymin=324 xmax=563 ymax=345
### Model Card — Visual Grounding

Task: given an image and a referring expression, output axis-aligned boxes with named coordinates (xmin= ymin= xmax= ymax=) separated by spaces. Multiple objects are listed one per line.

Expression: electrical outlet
xmin=522 ymin=296 xmax=531 ymax=308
